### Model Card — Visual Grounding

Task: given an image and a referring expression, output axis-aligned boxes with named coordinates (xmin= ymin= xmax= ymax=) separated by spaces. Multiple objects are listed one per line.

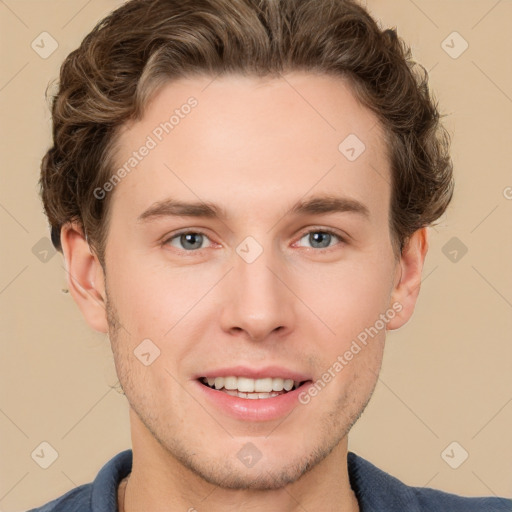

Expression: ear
xmin=60 ymin=222 xmax=109 ymax=333
xmin=386 ymin=227 xmax=429 ymax=331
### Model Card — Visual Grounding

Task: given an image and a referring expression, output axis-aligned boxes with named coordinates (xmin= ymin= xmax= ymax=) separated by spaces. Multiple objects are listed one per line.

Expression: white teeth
xmin=254 ymin=378 xmax=273 ymax=392
xmin=237 ymin=377 xmax=255 ymax=393
xmin=272 ymin=377 xmax=284 ymax=391
xmin=202 ymin=376 xmax=304 ymax=395
xmin=283 ymin=379 xmax=294 ymax=391
xmin=223 ymin=390 xmax=280 ymax=399
xmin=224 ymin=376 xmax=237 ymax=390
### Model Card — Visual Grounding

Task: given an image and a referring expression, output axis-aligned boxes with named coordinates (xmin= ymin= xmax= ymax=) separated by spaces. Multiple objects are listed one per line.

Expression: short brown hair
xmin=40 ymin=0 xmax=453 ymax=266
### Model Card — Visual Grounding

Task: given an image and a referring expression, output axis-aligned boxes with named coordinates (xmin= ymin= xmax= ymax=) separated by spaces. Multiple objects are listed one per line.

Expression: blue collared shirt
xmin=27 ymin=449 xmax=511 ymax=511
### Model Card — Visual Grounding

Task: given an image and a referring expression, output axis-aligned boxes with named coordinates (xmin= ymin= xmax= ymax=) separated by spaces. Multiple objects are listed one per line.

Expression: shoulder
xmin=26 ymin=484 xmax=92 ymax=512
xmin=412 ymin=485 xmax=512 ymax=511
xmin=26 ymin=449 xmax=132 ymax=512
xmin=347 ymin=451 xmax=512 ymax=512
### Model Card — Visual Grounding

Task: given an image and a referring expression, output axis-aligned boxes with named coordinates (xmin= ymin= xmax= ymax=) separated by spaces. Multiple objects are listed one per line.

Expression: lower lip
xmin=194 ymin=380 xmax=312 ymax=422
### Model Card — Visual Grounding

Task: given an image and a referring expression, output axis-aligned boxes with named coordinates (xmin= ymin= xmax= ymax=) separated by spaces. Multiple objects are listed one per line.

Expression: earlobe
xmin=387 ymin=227 xmax=429 ymax=331
xmin=60 ymin=222 xmax=109 ymax=333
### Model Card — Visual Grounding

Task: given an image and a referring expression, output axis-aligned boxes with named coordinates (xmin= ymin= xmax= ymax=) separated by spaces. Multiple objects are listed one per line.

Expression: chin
xmin=184 ymin=456 xmax=317 ymax=491
xmin=164 ymin=436 xmax=339 ymax=491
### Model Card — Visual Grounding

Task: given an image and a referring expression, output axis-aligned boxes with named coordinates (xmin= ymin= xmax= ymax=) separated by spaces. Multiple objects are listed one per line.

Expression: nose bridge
xmin=219 ymin=237 xmax=295 ymax=341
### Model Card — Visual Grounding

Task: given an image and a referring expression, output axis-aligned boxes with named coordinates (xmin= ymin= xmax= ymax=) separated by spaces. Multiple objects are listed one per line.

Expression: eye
xmin=162 ymin=228 xmax=345 ymax=253
xmin=164 ymin=231 xmax=213 ymax=251
xmin=296 ymin=229 xmax=344 ymax=250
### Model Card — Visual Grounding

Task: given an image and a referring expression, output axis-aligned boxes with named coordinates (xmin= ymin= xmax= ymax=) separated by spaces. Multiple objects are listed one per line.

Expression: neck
xmin=120 ymin=410 xmax=359 ymax=512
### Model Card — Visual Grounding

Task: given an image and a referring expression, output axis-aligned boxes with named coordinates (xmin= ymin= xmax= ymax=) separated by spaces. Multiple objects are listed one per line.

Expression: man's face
xmin=102 ymin=73 xmax=400 ymax=489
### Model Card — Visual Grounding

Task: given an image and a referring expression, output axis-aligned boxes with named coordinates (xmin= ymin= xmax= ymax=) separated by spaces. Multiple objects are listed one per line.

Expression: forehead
xmin=109 ymin=72 xmax=391 ymax=225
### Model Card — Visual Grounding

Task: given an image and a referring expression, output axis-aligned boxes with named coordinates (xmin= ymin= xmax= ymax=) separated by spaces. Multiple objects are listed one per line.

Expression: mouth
xmin=194 ymin=367 xmax=313 ymax=421
xmin=198 ymin=376 xmax=307 ymax=399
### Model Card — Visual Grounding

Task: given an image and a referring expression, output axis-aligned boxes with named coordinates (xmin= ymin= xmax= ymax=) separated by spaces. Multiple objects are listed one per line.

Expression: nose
xmin=218 ymin=243 xmax=296 ymax=343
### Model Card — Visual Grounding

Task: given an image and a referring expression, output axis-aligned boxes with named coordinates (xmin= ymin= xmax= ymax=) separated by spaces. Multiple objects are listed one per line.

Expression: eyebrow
xmin=136 ymin=194 xmax=370 ymax=223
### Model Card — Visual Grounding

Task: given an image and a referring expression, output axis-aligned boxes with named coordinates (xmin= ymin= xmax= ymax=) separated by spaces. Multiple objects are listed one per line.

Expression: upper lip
xmin=195 ymin=366 xmax=311 ymax=382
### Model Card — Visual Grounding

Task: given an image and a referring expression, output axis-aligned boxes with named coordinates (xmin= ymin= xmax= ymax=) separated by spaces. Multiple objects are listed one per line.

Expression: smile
xmin=199 ymin=376 xmax=305 ymax=399
xmin=195 ymin=367 xmax=313 ymax=421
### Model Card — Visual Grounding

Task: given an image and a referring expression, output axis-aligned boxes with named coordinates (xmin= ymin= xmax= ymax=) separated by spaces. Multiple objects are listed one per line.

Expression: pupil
xmin=181 ymin=233 xmax=202 ymax=250
xmin=310 ymin=232 xmax=330 ymax=248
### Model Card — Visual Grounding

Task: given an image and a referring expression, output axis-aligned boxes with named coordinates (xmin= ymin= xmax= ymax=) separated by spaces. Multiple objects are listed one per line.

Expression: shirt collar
xmin=89 ymin=449 xmax=422 ymax=512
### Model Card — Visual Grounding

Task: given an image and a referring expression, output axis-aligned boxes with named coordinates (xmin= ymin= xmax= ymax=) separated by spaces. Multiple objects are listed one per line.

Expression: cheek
xmin=111 ymin=344 xmax=190 ymax=431
xmin=293 ymin=255 xmax=394 ymax=341
xmin=107 ymin=259 xmax=214 ymax=338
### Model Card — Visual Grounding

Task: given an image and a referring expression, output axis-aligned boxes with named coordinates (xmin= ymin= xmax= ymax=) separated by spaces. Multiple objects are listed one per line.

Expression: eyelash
xmin=161 ymin=227 xmax=347 ymax=254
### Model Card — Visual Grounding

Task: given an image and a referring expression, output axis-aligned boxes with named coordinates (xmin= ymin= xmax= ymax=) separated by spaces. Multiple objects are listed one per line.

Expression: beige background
xmin=1 ymin=0 xmax=511 ymax=510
